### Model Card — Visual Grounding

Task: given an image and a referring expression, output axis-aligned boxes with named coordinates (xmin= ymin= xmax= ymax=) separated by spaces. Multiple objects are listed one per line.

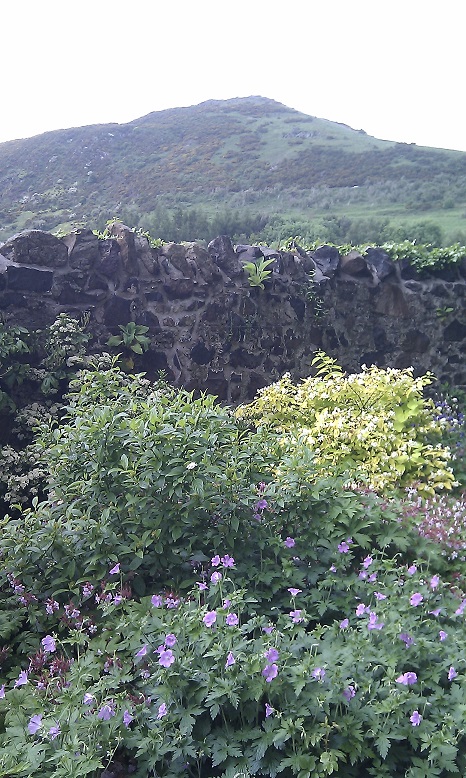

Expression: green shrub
xmin=1 ymin=365 xmax=465 ymax=777
xmin=236 ymin=354 xmax=455 ymax=496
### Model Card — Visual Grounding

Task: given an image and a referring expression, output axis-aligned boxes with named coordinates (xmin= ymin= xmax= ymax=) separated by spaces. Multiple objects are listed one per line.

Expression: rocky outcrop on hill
xmin=1 ymin=224 xmax=466 ymax=401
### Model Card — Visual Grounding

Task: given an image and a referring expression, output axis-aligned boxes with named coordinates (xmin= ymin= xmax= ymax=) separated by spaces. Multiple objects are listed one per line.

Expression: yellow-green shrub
xmin=236 ymin=353 xmax=455 ymax=495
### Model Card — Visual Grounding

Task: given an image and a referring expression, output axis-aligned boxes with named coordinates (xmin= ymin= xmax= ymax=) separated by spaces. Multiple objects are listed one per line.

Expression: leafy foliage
xmin=236 ymin=352 xmax=455 ymax=495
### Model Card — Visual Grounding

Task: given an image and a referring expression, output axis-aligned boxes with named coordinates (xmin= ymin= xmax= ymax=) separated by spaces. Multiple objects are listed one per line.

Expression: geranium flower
xmin=262 ymin=663 xmax=278 ymax=682
xmin=109 ymin=563 xmax=120 ymax=575
xmin=284 ymin=537 xmax=295 ymax=548
xmin=203 ymin=611 xmax=217 ymax=627
xmin=410 ymin=593 xmax=423 ymax=607
xmin=396 ymin=672 xmax=417 ymax=685
xmin=225 ymin=652 xmax=235 ymax=668
xmin=41 ymin=635 xmax=56 ymax=653
xmin=27 ymin=715 xmax=42 ymax=735
xmin=410 ymin=710 xmax=422 ymax=726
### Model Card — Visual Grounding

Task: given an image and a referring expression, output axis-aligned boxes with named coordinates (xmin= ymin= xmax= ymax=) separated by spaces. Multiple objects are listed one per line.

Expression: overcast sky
xmin=2 ymin=1 xmax=465 ymax=151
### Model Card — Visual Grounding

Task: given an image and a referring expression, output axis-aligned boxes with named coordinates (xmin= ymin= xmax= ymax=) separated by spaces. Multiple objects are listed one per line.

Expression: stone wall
xmin=1 ymin=224 xmax=466 ymax=402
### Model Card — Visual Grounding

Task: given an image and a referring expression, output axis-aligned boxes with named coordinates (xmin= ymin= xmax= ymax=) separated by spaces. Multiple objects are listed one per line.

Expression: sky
xmin=2 ymin=0 xmax=465 ymax=152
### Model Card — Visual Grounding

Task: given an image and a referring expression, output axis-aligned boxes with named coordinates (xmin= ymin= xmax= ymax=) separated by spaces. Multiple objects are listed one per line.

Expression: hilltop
xmin=1 ymin=96 xmax=466 ymax=245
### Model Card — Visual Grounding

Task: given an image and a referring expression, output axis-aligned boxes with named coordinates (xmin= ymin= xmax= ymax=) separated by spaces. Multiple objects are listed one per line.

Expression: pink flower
xmin=410 ymin=593 xmax=423 ymax=607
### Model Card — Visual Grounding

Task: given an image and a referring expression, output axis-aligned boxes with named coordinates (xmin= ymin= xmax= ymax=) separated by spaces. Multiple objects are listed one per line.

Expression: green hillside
xmin=1 ymin=96 xmax=466 ymax=245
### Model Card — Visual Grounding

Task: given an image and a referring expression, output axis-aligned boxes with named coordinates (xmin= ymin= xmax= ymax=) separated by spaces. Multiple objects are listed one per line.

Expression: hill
xmin=1 ymin=96 xmax=466 ymax=245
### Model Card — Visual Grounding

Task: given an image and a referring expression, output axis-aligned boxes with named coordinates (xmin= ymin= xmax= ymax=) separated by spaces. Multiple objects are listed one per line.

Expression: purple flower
xmin=410 ymin=710 xmax=422 ymax=726
xmin=211 ymin=555 xmax=221 ymax=567
xmin=399 ymin=633 xmax=415 ymax=647
xmin=288 ymin=588 xmax=302 ymax=597
xmin=429 ymin=607 xmax=442 ymax=617
xmin=407 ymin=565 xmax=417 ymax=575
xmin=210 ymin=571 xmax=222 ymax=584
xmin=158 ymin=649 xmax=175 ymax=668
xmin=82 ymin=582 xmax=94 ymax=598
xmin=262 ymin=663 xmax=278 ymax=682
xmin=339 ymin=618 xmax=349 ymax=629
xmin=330 ymin=565 xmax=337 ymax=572
xmin=265 ymin=703 xmax=274 ymax=717
xmin=356 ymin=604 xmax=367 ymax=617
xmin=439 ymin=630 xmax=447 ymax=642
xmin=48 ymin=724 xmax=61 ymax=740
xmin=225 ymin=651 xmax=235 ymax=668
xmin=98 ymin=703 xmax=115 ymax=720
xmin=338 ymin=541 xmax=350 ymax=554
xmin=226 ymin=613 xmax=239 ymax=626
xmin=196 ymin=582 xmax=208 ymax=591
xmin=109 ymin=563 xmax=120 ymax=575
xmin=312 ymin=667 xmax=326 ymax=681
xmin=343 ymin=685 xmax=356 ymax=701
xmin=396 ymin=672 xmax=417 ymax=685
xmin=359 ymin=571 xmax=367 ymax=580
xmin=368 ymin=572 xmax=377 ymax=583
xmin=83 ymin=693 xmax=94 ymax=705
xmin=265 ymin=648 xmax=279 ymax=663
xmin=367 ymin=612 xmax=384 ymax=631
xmin=0 ymin=686 xmax=4 ymax=699
xmin=165 ymin=597 xmax=179 ymax=609
xmin=256 ymin=499 xmax=268 ymax=510
xmin=290 ymin=609 xmax=303 ymax=623
xmin=203 ymin=611 xmax=217 ymax=627
xmin=284 ymin=537 xmax=295 ymax=548
xmin=151 ymin=595 xmax=163 ymax=607
xmin=164 ymin=634 xmax=177 ymax=648
xmin=14 ymin=670 xmax=28 ymax=687
xmin=123 ymin=710 xmax=134 ymax=728
xmin=363 ymin=556 xmax=373 ymax=568
xmin=136 ymin=644 xmax=148 ymax=658
xmin=221 ymin=554 xmax=235 ymax=567
xmin=455 ymin=600 xmax=466 ymax=616
xmin=430 ymin=575 xmax=440 ymax=590
xmin=410 ymin=593 xmax=423 ymax=607
xmin=223 ymin=598 xmax=231 ymax=608
xmin=27 ymin=714 xmax=42 ymax=735
xmin=448 ymin=666 xmax=457 ymax=681
xmin=41 ymin=635 xmax=56 ymax=653
xmin=157 ymin=703 xmax=167 ymax=719
xmin=374 ymin=592 xmax=387 ymax=601
xmin=262 ymin=625 xmax=274 ymax=634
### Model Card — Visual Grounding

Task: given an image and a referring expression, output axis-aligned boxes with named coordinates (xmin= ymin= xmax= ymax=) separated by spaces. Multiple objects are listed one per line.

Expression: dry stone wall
xmin=1 ymin=223 xmax=466 ymax=402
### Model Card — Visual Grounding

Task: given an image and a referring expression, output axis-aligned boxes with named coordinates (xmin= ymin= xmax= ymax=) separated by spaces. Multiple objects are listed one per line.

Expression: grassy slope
xmin=0 ymin=96 xmax=465 ymax=242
